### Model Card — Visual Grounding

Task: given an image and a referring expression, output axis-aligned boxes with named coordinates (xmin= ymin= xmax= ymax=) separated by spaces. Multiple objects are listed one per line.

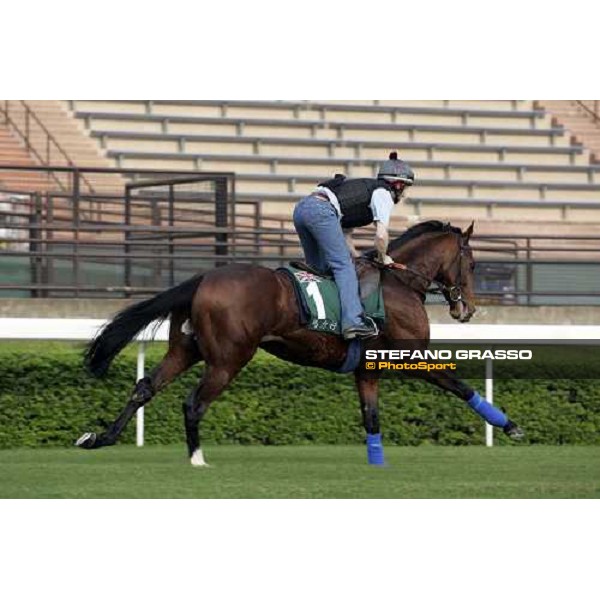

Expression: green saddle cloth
xmin=280 ymin=265 xmax=385 ymax=334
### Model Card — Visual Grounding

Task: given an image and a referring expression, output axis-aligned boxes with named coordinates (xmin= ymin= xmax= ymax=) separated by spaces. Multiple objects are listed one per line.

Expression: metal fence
xmin=1 ymin=101 xmax=97 ymax=195
xmin=0 ymin=166 xmax=239 ymax=297
xmin=575 ymin=100 xmax=600 ymax=124
xmin=1 ymin=165 xmax=599 ymax=304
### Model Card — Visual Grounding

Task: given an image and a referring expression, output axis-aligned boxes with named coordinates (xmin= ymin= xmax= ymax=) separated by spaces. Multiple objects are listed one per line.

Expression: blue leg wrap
xmin=467 ymin=392 xmax=508 ymax=428
xmin=367 ymin=433 xmax=385 ymax=466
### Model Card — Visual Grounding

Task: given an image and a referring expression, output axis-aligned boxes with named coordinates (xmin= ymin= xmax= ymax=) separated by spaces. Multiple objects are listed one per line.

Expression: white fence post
xmin=136 ymin=341 xmax=145 ymax=447
xmin=485 ymin=357 xmax=494 ymax=447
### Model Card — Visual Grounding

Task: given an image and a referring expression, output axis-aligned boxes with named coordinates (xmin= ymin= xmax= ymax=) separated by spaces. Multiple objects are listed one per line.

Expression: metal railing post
xmin=73 ymin=170 xmax=80 ymax=297
xmin=575 ymin=100 xmax=600 ymax=124
xmin=215 ymin=176 xmax=228 ymax=267
xmin=28 ymin=193 xmax=43 ymax=299
xmin=168 ymin=183 xmax=175 ymax=286
xmin=152 ymin=198 xmax=161 ymax=288
xmin=25 ymin=105 xmax=30 ymax=153
xmin=46 ymin=192 xmax=54 ymax=297
xmin=124 ymin=185 xmax=132 ymax=296
xmin=526 ymin=238 xmax=533 ymax=305
xmin=254 ymin=202 xmax=261 ymax=258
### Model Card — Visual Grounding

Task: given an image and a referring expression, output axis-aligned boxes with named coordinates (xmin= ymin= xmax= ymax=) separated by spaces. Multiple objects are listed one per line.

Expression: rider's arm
xmin=371 ymin=189 xmax=395 ymax=264
xmin=343 ymin=228 xmax=359 ymax=258
xmin=374 ymin=221 xmax=390 ymax=262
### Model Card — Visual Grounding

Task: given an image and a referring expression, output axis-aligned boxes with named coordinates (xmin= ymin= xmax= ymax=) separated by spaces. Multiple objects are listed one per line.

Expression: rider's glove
xmin=378 ymin=254 xmax=394 ymax=266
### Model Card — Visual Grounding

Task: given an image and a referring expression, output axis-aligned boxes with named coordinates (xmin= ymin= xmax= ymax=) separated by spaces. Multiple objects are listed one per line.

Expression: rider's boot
xmin=343 ymin=317 xmax=379 ymax=340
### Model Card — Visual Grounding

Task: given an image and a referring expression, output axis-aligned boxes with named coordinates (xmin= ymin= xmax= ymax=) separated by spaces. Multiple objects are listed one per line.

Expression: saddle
xmin=278 ymin=259 xmax=384 ymax=335
xmin=288 ymin=259 xmax=381 ymax=303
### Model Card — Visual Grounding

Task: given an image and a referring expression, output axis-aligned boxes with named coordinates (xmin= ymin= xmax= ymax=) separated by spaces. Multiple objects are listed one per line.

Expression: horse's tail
xmin=84 ymin=273 xmax=204 ymax=377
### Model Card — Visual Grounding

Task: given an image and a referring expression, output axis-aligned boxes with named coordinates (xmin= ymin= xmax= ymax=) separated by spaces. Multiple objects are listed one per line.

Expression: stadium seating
xmin=65 ymin=100 xmax=600 ymax=233
xmin=0 ymin=122 xmax=50 ymax=192
xmin=0 ymin=100 xmax=124 ymax=195
xmin=2 ymin=100 xmax=599 ymax=302
xmin=538 ymin=100 xmax=600 ymax=162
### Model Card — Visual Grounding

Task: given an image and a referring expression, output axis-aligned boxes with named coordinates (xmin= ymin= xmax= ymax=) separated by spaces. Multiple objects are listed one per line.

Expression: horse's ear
xmin=463 ymin=221 xmax=475 ymax=241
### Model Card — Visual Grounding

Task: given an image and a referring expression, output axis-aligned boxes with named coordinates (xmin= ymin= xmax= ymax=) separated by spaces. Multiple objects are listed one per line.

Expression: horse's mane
xmin=363 ymin=220 xmax=462 ymax=259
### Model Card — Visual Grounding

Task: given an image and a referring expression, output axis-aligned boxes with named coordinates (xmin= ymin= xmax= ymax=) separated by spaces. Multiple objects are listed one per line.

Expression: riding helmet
xmin=377 ymin=152 xmax=415 ymax=185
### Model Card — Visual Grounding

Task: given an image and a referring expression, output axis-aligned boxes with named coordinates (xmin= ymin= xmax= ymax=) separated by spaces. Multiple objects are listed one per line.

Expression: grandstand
xmin=65 ymin=99 xmax=600 ymax=236
xmin=0 ymin=118 xmax=50 ymax=192
xmin=0 ymin=101 xmax=123 ymax=195
xmin=537 ymin=100 xmax=600 ymax=162
xmin=1 ymin=99 xmax=599 ymax=303
xmin=3 ymin=99 xmax=600 ymax=232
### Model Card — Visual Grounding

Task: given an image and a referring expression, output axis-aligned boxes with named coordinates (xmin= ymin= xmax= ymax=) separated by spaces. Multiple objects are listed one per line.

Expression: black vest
xmin=318 ymin=176 xmax=394 ymax=229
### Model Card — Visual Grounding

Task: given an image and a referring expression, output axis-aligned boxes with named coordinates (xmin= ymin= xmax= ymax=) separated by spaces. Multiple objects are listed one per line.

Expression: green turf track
xmin=1 ymin=445 xmax=599 ymax=498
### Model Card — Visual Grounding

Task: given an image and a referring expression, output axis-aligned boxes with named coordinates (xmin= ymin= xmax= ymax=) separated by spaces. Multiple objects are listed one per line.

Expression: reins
xmin=360 ymin=234 xmax=466 ymax=304
xmin=388 ymin=261 xmax=463 ymax=302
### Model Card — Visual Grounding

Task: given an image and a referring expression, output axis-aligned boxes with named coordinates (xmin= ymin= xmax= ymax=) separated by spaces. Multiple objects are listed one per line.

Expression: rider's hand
xmin=378 ymin=254 xmax=394 ymax=266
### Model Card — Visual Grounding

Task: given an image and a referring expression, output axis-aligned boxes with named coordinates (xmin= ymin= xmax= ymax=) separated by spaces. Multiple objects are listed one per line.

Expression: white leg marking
xmin=260 ymin=335 xmax=285 ymax=343
xmin=75 ymin=432 xmax=95 ymax=447
xmin=190 ymin=448 xmax=209 ymax=467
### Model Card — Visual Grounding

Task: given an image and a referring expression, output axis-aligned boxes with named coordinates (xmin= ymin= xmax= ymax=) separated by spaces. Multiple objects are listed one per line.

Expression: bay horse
xmin=76 ymin=220 xmax=523 ymax=465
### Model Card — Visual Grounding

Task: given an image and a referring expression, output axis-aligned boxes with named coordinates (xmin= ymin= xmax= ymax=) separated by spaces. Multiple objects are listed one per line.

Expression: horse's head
xmin=435 ymin=222 xmax=477 ymax=323
xmin=383 ymin=220 xmax=478 ymax=323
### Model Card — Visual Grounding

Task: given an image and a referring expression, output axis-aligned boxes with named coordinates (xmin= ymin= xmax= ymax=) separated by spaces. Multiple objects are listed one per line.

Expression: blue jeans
xmin=293 ymin=195 xmax=364 ymax=329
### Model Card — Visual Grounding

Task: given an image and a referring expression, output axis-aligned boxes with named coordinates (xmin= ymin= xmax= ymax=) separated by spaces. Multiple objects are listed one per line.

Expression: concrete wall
xmin=1 ymin=298 xmax=599 ymax=325
xmin=427 ymin=304 xmax=600 ymax=325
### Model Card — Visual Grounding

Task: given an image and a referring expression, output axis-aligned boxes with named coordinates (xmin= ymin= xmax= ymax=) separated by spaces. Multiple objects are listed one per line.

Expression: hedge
xmin=0 ymin=341 xmax=599 ymax=447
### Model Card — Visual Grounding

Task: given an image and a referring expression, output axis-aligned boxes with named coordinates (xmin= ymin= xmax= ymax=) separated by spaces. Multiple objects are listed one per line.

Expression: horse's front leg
xmin=416 ymin=369 xmax=524 ymax=440
xmin=355 ymin=374 xmax=385 ymax=466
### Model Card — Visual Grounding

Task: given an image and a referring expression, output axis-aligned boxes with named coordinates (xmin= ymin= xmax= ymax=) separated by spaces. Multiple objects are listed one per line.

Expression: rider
xmin=293 ymin=152 xmax=415 ymax=340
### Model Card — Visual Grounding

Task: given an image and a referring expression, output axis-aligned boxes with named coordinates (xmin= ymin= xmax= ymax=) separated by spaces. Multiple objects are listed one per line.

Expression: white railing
xmin=1 ymin=318 xmax=598 ymax=447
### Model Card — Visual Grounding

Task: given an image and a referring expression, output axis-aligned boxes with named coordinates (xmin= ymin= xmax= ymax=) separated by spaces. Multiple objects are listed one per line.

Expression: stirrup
xmin=343 ymin=317 xmax=379 ymax=340
xmin=363 ymin=316 xmax=379 ymax=338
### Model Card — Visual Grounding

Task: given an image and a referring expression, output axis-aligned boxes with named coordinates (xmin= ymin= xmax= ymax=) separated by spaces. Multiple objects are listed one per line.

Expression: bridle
xmin=437 ymin=233 xmax=468 ymax=304
xmin=363 ymin=233 xmax=468 ymax=305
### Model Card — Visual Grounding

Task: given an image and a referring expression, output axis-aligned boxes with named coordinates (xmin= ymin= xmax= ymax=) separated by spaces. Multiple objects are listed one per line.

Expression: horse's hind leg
xmin=76 ymin=315 xmax=202 ymax=450
xmin=415 ymin=369 xmax=524 ymax=440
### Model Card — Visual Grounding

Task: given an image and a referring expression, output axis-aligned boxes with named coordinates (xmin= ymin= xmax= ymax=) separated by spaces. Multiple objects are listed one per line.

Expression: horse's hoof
xmin=190 ymin=448 xmax=210 ymax=467
xmin=75 ymin=432 xmax=97 ymax=449
xmin=503 ymin=421 xmax=524 ymax=441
